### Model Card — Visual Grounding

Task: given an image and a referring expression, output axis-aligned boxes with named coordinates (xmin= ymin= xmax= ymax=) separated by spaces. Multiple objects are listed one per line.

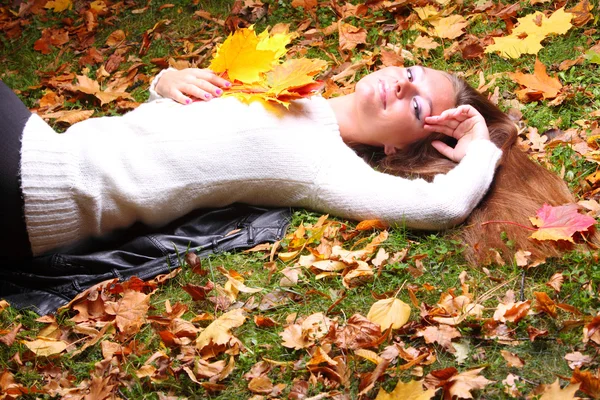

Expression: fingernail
xmin=225 ymin=82 xmax=231 ymax=87
xmin=216 ymin=89 xmax=222 ymax=95
xmin=205 ymin=93 xmax=212 ymax=99
xmin=185 ymin=99 xmax=191 ymax=104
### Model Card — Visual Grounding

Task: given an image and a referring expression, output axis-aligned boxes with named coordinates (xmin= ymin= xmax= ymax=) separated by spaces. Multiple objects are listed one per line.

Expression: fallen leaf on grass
xmin=430 ymin=15 xmax=468 ymax=39
xmin=41 ymin=109 xmax=95 ymax=125
xmin=367 ymin=298 xmax=411 ymax=330
xmin=105 ymin=290 xmax=150 ymax=336
xmin=45 ymin=0 xmax=72 ymax=12
xmin=570 ymin=368 xmax=600 ymax=398
xmin=546 ymin=273 xmax=564 ymax=292
xmin=564 ymin=352 xmax=592 ymax=370
xmin=416 ymin=325 xmax=461 ymax=353
xmin=374 ymin=379 xmax=436 ymax=400
xmin=583 ymin=315 xmax=600 ymax=344
xmin=334 ymin=314 xmax=381 ymax=350
xmin=485 ymin=8 xmax=573 ymax=58
xmin=424 ymin=367 xmax=494 ymax=399
xmin=196 ymin=308 xmax=246 ymax=351
xmin=533 ymin=292 xmax=557 ymax=318
xmin=529 ymin=203 xmax=597 ymax=243
xmin=530 ymin=379 xmax=580 ymax=399
xmin=22 ymin=337 xmax=68 ymax=356
xmin=509 ymin=59 xmax=562 ymax=102
xmin=500 ymin=350 xmax=525 ymax=368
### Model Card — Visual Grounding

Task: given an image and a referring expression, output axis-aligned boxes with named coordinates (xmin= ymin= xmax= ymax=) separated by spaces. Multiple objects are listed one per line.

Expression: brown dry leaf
xmin=566 ymin=0 xmax=594 ymax=27
xmin=182 ymin=280 xmax=214 ymax=301
xmin=502 ymin=373 xmax=522 ymax=398
xmin=42 ymin=109 xmax=95 ymax=125
xmin=106 ymin=29 xmax=125 ymax=46
xmin=105 ymin=290 xmax=150 ymax=336
xmin=338 ymin=22 xmax=367 ymax=51
xmin=0 ymin=300 xmax=9 ymax=311
xmin=534 ymin=291 xmax=557 ymax=318
xmin=430 ymin=15 xmax=468 ymax=39
xmin=527 ymin=325 xmax=549 ymax=341
xmin=531 ymin=379 xmax=580 ymax=399
xmin=291 ymin=0 xmax=317 ymax=10
xmin=374 ymin=379 xmax=436 ymax=400
xmin=447 ymin=367 xmax=494 ymax=399
xmin=546 ymin=273 xmax=564 ymax=292
xmin=500 ymin=350 xmax=525 ymax=368
xmin=0 ymin=324 xmax=22 ymax=346
xmin=342 ymin=261 xmax=374 ymax=289
xmin=493 ymin=301 xmax=531 ymax=324
xmin=248 ymin=375 xmax=274 ymax=394
xmin=22 ymin=337 xmax=68 ymax=356
xmin=254 ymin=315 xmax=278 ymax=328
xmin=509 ymin=59 xmax=562 ymax=102
xmin=367 ymin=298 xmax=411 ymax=330
xmin=583 ymin=315 xmax=600 ymax=344
xmin=334 ymin=314 xmax=381 ymax=350
xmin=571 ymin=368 xmax=600 ymax=398
xmin=196 ymin=308 xmax=246 ymax=350
xmin=413 ymin=35 xmax=440 ymax=50
xmin=45 ymin=0 xmax=72 ymax=12
xmin=564 ymin=352 xmax=592 ymax=370
xmin=416 ymin=325 xmax=461 ymax=353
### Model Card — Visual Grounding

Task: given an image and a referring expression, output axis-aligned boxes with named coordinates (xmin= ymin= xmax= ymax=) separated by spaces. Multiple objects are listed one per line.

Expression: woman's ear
xmin=384 ymin=144 xmax=397 ymax=155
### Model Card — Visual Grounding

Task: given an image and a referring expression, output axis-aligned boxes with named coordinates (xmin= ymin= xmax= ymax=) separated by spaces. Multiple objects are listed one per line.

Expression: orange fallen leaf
xmin=509 ymin=59 xmax=562 ymax=102
xmin=105 ymin=290 xmax=150 ymax=336
xmin=529 ymin=203 xmax=596 ymax=242
xmin=416 ymin=325 xmax=461 ymax=353
xmin=571 ymin=368 xmax=600 ymax=398
xmin=430 ymin=15 xmax=469 ymax=39
xmin=45 ymin=0 xmax=72 ymax=12
xmin=534 ymin=292 xmax=557 ymax=318
xmin=546 ymin=273 xmax=564 ymax=292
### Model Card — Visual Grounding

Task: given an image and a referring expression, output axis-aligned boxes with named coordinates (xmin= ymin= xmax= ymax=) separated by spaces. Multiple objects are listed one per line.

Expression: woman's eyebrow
xmin=419 ymin=65 xmax=434 ymax=113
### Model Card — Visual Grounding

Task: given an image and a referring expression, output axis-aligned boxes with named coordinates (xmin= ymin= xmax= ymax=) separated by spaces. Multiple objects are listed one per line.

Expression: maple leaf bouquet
xmin=208 ymin=26 xmax=328 ymax=108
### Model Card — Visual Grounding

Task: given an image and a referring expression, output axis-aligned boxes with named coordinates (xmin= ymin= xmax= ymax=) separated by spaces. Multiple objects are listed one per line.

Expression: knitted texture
xmin=20 ymin=88 xmax=501 ymax=255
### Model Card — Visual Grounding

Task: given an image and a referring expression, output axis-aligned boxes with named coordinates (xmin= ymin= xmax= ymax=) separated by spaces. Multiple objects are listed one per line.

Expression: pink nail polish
xmin=216 ymin=89 xmax=222 ymax=95
xmin=225 ymin=82 xmax=231 ymax=87
xmin=205 ymin=93 xmax=212 ymax=99
xmin=185 ymin=99 xmax=191 ymax=104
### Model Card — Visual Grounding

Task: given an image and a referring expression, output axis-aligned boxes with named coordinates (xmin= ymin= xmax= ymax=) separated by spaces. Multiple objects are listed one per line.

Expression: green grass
xmin=1 ymin=0 xmax=600 ymax=398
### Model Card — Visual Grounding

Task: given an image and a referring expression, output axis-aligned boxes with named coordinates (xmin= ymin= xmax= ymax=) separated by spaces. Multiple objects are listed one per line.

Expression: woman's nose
xmin=395 ymin=79 xmax=415 ymax=98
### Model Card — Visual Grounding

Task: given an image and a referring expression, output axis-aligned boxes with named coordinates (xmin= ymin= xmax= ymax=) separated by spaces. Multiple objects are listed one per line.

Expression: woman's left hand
xmin=424 ymin=104 xmax=490 ymax=162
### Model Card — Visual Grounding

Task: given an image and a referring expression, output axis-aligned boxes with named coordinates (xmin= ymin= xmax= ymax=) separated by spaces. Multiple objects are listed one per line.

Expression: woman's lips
xmin=378 ymin=79 xmax=387 ymax=110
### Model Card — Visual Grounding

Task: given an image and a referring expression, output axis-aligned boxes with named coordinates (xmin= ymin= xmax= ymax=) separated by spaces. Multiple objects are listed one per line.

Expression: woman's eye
xmin=407 ymin=68 xmax=413 ymax=82
xmin=413 ymin=98 xmax=421 ymax=121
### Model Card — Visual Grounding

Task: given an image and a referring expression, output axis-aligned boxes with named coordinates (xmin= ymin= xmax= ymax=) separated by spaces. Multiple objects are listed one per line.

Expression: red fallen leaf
xmin=529 ymin=203 xmax=596 ymax=243
xmin=254 ymin=315 xmax=278 ymax=328
xmin=182 ymin=281 xmax=215 ymax=301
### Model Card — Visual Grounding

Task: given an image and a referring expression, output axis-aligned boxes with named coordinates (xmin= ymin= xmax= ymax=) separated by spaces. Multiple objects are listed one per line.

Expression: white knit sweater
xmin=20 ymin=76 xmax=502 ymax=255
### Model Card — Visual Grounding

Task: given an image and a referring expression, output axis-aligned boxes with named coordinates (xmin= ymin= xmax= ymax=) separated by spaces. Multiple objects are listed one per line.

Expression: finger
xmin=192 ymin=69 xmax=232 ymax=89
xmin=169 ymin=89 xmax=193 ymax=105
xmin=182 ymin=82 xmax=218 ymax=101
xmin=431 ymin=140 xmax=458 ymax=162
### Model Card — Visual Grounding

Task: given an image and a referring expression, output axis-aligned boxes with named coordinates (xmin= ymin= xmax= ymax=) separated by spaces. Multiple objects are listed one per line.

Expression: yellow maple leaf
xmin=266 ymin=58 xmax=328 ymax=95
xmin=533 ymin=379 xmax=580 ymax=400
xmin=196 ymin=308 xmax=246 ymax=350
xmin=375 ymin=379 xmax=436 ymax=400
xmin=257 ymin=29 xmax=294 ymax=59
xmin=44 ymin=0 xmax=72 ymax=12
xmin=22 ymin=337 xmax=68 ymax=356
xmin=430 ymin=15 xmax=469 ymax=39
xmin=485 ymin=7 xmax=573 ymax=59
xmin=209 ymin=28 xmax=279 ymax=83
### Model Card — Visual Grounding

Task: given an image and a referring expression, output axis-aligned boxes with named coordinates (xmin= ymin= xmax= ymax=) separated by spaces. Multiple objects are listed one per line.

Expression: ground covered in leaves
xmin=1 ymin=0 xmax=600 ymax=399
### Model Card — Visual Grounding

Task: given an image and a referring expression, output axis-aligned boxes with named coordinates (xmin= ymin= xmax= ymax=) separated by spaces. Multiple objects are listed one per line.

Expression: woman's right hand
xmin=154 ymin=68 xmax=231 ymax=104
xmin=424 ymin=104 xmax=491 ymax=163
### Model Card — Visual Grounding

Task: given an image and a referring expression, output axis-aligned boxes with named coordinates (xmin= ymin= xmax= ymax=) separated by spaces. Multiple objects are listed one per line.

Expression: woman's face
xmin=353 ymin=66 xmax=456 ymax=154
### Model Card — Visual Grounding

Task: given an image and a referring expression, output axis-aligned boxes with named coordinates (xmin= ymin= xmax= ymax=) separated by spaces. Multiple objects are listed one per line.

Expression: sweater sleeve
xmin=312 ymin=139 xmax=502 ymax=230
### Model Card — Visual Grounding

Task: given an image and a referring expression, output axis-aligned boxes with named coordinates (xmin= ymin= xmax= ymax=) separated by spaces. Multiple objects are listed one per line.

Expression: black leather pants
xmin=0 ymin=80 xmax=33 ymax=265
